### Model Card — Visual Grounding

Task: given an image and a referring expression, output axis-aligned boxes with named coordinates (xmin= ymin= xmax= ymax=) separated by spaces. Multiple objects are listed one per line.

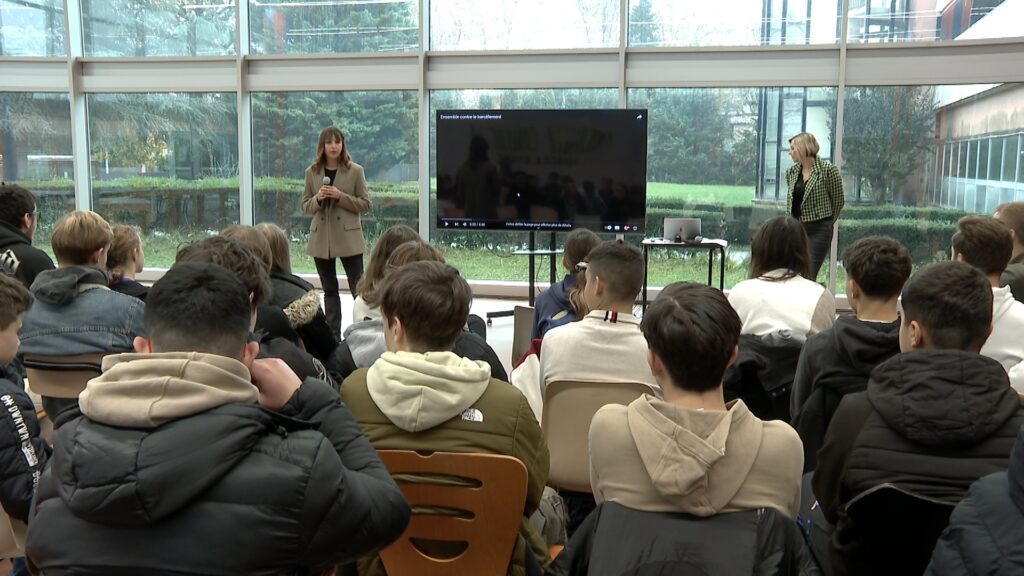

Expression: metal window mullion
xmin=237 ymin=0 xmax=252 ymax=225
xmin=419 ymin=0 xmax=429 ymax=240
xmin=63 ymin=0 xmax=90 ymax=211
xmin=618 ymin=0 xmax=627 ymax=108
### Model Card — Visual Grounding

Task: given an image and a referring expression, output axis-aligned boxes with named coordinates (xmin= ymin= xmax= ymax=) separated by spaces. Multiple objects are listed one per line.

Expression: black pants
xmin=803 ymin=219 xmax=834 ymax=282
xmin=314 ymin=254 xmax=364 ymax=337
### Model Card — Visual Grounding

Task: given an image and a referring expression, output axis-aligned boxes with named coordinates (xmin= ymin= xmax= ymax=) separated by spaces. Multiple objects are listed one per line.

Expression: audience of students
xmin=352 ymin=224 xmax=420 ymax=322
xmin=791 ymin=236 xmax=910 ymax=471
xmin=812 ymin=261 xmax=1024 ymax=576
xmin=530 ymin=228 xmax=601 ymax=341
xmin=728 ymin=215 xmax=836 ymax=337
xmin=0 ymin=274 xmax=49 ymax=576
xmin=539 ymin=240 xmax=657 ymax=392
xmin=342 ymin=261 xmax=550 ymax=575
xmin=590 ymin=282 xmax=803 ymax=518
xmin=0 ymin=184 xmax=54 ymax=289
xmin=926 ymin=425 xmax=1024 ymax=575
xmin=995 ymin=201 xmax=1024 ymax=303
xmin=951 ymin=216 xmax=1024 ymax=388
xmin=19 ymin=210 xmax=146 ymax=418
xmin=106 ymin=224 xmax=148 ymax=301
xmin=26 ymin=262 xmax=410 ymax=574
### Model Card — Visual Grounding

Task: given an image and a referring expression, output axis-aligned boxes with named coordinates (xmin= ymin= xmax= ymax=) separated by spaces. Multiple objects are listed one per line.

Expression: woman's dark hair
xmin=356 ymin=224 xmax=421 ymax=297
xmin=564 ymin=229 xmax=601 ymax=319
xmin=107 ymin=224 xmax=142 ymax=284
xmin=310 ymin=126 xmax=351 ymax=173
xmin=362 ymin=240 xmax=445 ymax=309
xmin=749 ymin=216 xmax=811 ymax=281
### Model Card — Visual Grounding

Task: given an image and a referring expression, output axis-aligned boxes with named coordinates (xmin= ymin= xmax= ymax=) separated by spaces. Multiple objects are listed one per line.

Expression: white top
xmin=982 ymin=286 xmax=1024 ymax=375
xmin=727 ymin=269 xmax=835 ymax=336
xmin=351 ymin=295 xmax=380 ymax=323
xmin=539 ymin=310 xmax=659 ymax=393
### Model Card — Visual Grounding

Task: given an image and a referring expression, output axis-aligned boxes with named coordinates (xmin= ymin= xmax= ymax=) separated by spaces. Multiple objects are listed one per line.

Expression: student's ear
xmin=133 ymin=336 xmax=153 ymax=354
xmin=90 ymin=246 xmax=108 ymax=268
xmin=646 ymin=348 xmax=664 ymax=379
xmin=908 ymin=320 xmax=926 ymax=349
xmin=725 ymin=344 xmax=739 ymax=370
xmin=952 ymin=249 xmax=965 ymax=263
xmin=19 ymin=212 xmax=33 ymax=234
xmin=593 ymin=274 xmax=606 ymax=298
xmin=240 ymin=340 xmax=260 ymax=369
xmin=383 ymin=315 xmax=406 ymax=352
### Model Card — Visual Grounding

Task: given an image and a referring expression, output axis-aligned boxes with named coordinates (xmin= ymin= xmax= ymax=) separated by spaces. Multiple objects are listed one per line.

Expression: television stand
xmin=486 ymin=231 xmax=561 ymax=326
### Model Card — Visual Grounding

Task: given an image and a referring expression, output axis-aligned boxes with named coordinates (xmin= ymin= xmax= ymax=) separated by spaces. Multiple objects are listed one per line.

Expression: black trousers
xmin=314 ymin=254 xmax=364 ymax=337
xmin=803 ymin=219 xmax=834 ymax=282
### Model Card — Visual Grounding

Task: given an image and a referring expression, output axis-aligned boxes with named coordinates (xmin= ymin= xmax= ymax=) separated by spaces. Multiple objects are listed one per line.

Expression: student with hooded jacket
xmin=812 ymin=262 xmax=1024 ymax=576
xmin=26 ymin=262 xmax=410 ymax=575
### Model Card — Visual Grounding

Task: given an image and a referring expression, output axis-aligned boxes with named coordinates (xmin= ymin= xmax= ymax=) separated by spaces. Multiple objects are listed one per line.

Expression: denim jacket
xmin=20 ymin=266 xmax=146 ymax=357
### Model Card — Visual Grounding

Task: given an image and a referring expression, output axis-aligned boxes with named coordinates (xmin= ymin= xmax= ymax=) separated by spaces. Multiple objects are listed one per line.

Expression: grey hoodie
xmin=589 ymin=395 xmax=804 ymax=518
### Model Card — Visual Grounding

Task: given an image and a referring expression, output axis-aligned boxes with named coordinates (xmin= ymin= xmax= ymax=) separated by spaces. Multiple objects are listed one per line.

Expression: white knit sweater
xmin=727 ymin=269 xmax=836 ymax=336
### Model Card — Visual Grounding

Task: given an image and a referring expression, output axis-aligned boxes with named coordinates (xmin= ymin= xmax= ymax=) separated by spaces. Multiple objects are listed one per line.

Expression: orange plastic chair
xmin=376 ymin=450 xmax=528 ymax=576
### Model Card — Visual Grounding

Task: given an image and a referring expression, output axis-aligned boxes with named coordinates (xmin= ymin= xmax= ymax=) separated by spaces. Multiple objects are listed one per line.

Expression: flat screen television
xmin=435 ymin=109 xmax=648 ymax=233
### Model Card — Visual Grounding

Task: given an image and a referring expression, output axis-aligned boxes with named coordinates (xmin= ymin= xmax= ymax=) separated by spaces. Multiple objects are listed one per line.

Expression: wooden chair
xmin=23 ymin=354 xmax=105 ymax=437
xmin=376 ymin=450 xmax=528 ymax=576
xmin=511 ymin=305 xmax=535 ymax=364
xmin=542 ymin=380 xmax=657 ymax=493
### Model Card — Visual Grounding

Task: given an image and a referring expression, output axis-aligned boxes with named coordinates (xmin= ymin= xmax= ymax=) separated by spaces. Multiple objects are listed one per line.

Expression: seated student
xmin=0 ymin=183 xmax=54 ymax=288
xmin=812 ymin=262 xmax=1024 ymax=576
xmin=255 ymin=222 xmax=339 ymax=363
xmin=106 ymin=224 xmax=148 ymax=301
xmin=926 ymin=425 xmax=1024 ymax=576
xmin=342 ymin=261 xmax=550 ymax=576
xmin=19 ymin=211 xmax=145 ymax=417
xmin=352 ymin=224 xmax=420 ymax=322
xmin=589 ymin=282 xmax=803 ymax=518
xmin=539 ymin=240 xmax=658 ymax=392
xmin=340 ymin=241 xmax=507 ymax=382
xmin=728 ymin=215 xmax=835 ymax=337
xmin=952 ymin=216 xmax=1024 ymax=387
xmin=995 ymin=201 xmax=1024 ymax=303
xmin=530 ymin=228 xmax=601 ymax=341
xmin=791 ymin=236 xmax=910 ymax=471
xmin=175 ymin=235 xmax=329 ymax=384
xmin=0 ymin=274 xmax=49 ymax=576
xmin=27 ymin=262 xmax=410 ymax=574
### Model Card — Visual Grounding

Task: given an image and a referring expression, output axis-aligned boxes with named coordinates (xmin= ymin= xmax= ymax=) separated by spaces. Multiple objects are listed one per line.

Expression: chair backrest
xmin=842 ymin=483 xmax=956 ymax=576
xmin=542 ymin=379 xmax=657 ymax=493
xmin=376 ymin=450 xmax=528 ymax=576
xmin=511 ymin=305 xmax=535 ymax=364
xmin=22 ymin=353 xmax=106 ymax=399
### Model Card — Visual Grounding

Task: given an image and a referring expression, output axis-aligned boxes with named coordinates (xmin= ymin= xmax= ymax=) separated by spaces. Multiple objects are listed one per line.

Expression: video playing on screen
xmin=436 ymin=109 xmax=648 ymax=233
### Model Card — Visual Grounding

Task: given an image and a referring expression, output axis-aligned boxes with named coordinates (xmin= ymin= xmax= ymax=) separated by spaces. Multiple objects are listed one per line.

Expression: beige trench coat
xmin=302 ymin=163 xmax=371 ymax=259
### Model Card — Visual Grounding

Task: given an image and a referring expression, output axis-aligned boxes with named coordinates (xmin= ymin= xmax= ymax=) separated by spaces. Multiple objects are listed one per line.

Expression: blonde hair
xmin=107 ymin=224 xmax=142 ymax=283
xmin=789 ymin=132 xmax=820 ymax=160
xmin=51 ymin=210 xmax=113 ymax=266
xmin=255 ymin=222 xmax=292 ymax=274
xmin=310 ymin=126 xmax=351 ymax=173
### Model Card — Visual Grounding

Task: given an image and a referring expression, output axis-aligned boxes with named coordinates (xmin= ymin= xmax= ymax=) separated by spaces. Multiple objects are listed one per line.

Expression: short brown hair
xmin=952 ymin=216 xmax=1012 ymax=276
xmin=175 ymin=235 xmax=271 ymax=305
xmin=902 ymin=262 xmax=992 ymax=352
xmin=363 ymin=240 xmax=445 ymax=309
xmin=842 ymin=236 xmax=911 ymax=299
xmin=356 ymin=225 xmax=421 ymax=296
xmin=789 ymin=132 xmax=820 ymax=159
xmin=380 ymin=261 xmax=471 ymax=351
xmin=221 ymin=225 xmax=273 ymax=271
xmin=107 ymin=224 xmax=141 ymax=280
xmin=0 ymin=184 xmax=36 ymax=229
xmin=586 ymin=240 xmax=644 ymax=303
xmin=51 ymin=210 xmax=113 ymax=266
xmin=0 ymin=273 xmax=32 ymax=329
xmin=255 ymin=223 xmax=291 ymax=274
xmin=995 ymin=202 xmax=1024 ymax=245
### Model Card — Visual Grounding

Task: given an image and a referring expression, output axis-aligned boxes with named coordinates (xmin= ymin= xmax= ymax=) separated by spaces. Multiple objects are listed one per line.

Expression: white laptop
xmin=663 ymin=218 xmax=702 ymax=242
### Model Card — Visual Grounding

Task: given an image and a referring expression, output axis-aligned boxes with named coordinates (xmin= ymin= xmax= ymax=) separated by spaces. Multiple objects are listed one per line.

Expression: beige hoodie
xmin=79 ymin=352 xmax=259 ymax=428
xmin=366 ymin=351 xmax=492 ymax=433
xmin=589 ymin=395 xmax=803 ymax=518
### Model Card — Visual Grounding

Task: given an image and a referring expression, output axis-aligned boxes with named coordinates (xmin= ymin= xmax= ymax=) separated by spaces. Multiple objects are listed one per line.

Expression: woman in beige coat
xmin=302 ymin=126 xmax=371 ymax=336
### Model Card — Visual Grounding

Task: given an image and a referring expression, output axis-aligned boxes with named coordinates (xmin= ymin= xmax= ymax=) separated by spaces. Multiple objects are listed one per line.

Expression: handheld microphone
xmin=322 ymin=176 xmax=333 ymax=206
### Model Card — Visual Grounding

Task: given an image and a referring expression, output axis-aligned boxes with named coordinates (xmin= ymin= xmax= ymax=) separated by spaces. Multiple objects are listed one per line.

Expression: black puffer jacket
xmin=0 ymin=221 xmax=54 ymax=289
xmin=546 ymin=502 xmax=819 ymax=576
xmin=269 ymin=271 xmax=339 ymax=363
xmin=813 ymin=350 xmax=1024 ymax=576
xmin=27 ymin=379 xmax=411 ymax=575
xmin=926 ymin=425 xmax=1024 ymax=575
xmin=791 ymin=316 xmax=900 ymax=471
xmin=0 ymin=363 xmax=49 ymax=522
